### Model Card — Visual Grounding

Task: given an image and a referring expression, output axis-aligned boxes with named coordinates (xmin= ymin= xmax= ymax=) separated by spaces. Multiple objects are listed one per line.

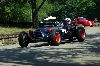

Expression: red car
xmin=73 ymin=17 xmax=94 ymax=27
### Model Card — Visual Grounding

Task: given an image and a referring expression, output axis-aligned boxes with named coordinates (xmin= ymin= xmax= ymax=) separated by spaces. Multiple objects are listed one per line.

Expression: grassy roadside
xmin=0 ymin=26 xmax=29 ymax=34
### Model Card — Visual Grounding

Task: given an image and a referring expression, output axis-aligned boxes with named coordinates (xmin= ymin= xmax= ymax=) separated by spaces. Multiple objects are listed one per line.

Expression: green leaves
xmin=37 ymin=0 xmax=54 ymax=21
xmin=1 ymin=0 xmax=32 ymax=22
xmin=0 ymin=0 xmax=98 ymax=23
xmin=49 ymin=0 xmax=96 ymax=19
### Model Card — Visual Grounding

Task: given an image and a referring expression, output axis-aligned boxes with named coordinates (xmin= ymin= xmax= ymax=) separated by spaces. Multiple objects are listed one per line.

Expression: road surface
xmin=0 ymin=27 xmax=100 ymax=66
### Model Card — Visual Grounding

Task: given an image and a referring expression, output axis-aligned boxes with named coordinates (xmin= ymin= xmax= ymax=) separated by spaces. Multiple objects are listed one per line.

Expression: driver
xmin=64 ymin=17 xmax=71 ymax=24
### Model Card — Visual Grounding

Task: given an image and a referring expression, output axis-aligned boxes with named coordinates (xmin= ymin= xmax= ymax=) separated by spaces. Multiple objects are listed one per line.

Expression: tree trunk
xmin=31 ymin=0 xmax=37 ymax=28
xmin=31 ymin=0 xmax=46 ymax=28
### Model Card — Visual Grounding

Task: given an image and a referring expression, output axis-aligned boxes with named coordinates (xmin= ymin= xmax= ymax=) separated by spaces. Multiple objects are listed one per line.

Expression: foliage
xmin=37 ymin=0 xmax=54 ymax=21
xmin=49 ymin=0 xmax=96 ymax=20
xmin=93 ymin=0 xmax=100 ymax=21
xmin=0 ymin=0 xmax=99 ymax=23
xmin=1 ymin=0 xmax=32 ymax=22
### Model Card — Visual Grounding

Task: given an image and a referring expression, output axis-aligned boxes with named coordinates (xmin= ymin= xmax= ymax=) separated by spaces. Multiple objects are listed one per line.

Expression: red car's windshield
xmin=78 ymin=18 xmax=86 ymax=20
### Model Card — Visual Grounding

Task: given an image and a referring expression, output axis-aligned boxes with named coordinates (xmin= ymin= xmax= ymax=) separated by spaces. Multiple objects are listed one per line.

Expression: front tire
xmin=48 ymin=31 xmax=61 ymax=46
xmin=18 ymin=31 xmax=29 ymax=48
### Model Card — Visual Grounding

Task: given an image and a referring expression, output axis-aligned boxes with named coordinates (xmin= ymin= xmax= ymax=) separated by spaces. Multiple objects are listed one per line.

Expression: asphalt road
xmin=0 ymin=27 xmax=100 ymax=66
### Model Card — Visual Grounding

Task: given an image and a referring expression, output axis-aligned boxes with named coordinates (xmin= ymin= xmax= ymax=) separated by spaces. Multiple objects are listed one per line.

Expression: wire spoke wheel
xmin=18 ymin=31 xmax=29 ymax=48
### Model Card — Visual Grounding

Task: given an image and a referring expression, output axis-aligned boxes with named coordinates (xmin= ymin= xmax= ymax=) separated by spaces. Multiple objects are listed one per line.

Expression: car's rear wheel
xmin=77 ymin=28 xmax=85 ymax=42
xmin=18 ymin=31 xmax=29 ymax=48
xmin=48 ymin=31 xmax=61 ymax=46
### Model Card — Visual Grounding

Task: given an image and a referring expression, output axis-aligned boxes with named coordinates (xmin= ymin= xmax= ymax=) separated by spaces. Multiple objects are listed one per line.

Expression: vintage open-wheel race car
xmin=18 ymin=17 xmax=86 ymax=48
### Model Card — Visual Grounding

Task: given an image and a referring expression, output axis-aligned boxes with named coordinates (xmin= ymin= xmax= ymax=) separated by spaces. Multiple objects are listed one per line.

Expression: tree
xmin=93 ymin=0 xmax=100 ymax=21
xmin=31 ymin=0 xmax=46 ymax=27
xmin=0 ymin=0 xmax=97 ymax=26
xmin=0 ymin=0 xmax=32 ymax=22
xmin=49 ymin=0 xmax=95 ymax=19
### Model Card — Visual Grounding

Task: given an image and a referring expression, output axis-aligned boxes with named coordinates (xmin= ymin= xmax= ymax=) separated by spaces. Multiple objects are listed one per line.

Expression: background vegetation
xmin=0 ymin=0 xmax=100 ymax=27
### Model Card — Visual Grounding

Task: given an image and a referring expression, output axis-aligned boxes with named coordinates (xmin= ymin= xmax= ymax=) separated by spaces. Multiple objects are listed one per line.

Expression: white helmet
xmin=65 ymin=18 xmax=71 ymax=22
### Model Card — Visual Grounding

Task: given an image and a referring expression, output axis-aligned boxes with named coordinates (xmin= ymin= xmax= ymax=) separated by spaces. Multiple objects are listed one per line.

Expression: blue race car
xmin=18 ymin=22 xmax=61 ymax=47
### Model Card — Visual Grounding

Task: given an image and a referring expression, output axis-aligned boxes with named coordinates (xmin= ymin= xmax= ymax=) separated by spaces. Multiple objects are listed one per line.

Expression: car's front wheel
xmin=48 ymin=31 xmax=61 ymax=46
xmin=18 ymin=31 xmax=29 ymax=48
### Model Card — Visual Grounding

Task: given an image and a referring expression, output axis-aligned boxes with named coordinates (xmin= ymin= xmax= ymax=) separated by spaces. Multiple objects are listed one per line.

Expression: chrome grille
xmin=34 ymin=31 xmax=43 ymax=39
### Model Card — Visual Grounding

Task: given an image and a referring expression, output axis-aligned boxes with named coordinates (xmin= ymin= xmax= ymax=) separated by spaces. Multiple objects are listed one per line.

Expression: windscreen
xmin=39 ymin=23 xmax=56 ymax=28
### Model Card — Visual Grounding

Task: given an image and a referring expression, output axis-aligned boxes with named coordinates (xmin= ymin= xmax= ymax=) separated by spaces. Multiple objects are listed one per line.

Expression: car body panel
xmin=74 ymin=17 xmax=94 ymax=26
xmin=33 ymin=23 xmax=59 ymax=41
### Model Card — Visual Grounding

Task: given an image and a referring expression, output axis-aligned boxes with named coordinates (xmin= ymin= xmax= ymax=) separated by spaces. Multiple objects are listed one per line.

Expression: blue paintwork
xmin=33 ymin=23 xmax=58 ymax=41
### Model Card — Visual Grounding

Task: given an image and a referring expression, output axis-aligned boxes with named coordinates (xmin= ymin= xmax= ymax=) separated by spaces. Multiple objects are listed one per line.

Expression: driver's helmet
xmin=65 ymin=18 xmax=71 ymax=22
xmin=64 ymin=18 xmax=71 ymax=24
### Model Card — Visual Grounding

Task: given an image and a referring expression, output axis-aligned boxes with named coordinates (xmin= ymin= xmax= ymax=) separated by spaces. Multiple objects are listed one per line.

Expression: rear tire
xmin=18 ymin=31 xmax=29 ymax=48
xmin=77 ymin=27 xmax=85 ymax=42
xmin=48 ymin=31 xmax=61 ymax=46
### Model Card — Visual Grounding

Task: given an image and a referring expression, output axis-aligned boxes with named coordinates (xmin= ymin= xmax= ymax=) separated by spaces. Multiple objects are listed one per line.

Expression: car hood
xmin=35 ymin=27 xmax=58 ymax=32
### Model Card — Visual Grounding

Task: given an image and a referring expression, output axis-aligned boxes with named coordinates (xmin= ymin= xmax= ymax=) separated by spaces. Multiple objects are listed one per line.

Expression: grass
xmin=0 ymin=26 xmax=30 ymax=34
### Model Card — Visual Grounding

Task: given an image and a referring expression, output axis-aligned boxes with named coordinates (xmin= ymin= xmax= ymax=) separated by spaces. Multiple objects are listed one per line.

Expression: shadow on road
xmin=29 ymin=39 xmax=80 ymax=47
xmin=86 ymin=33 xmax=100 ymax=39
xmin=0 ymin=47 xmax=100 ymax=66
xmin=85 ymin=33 xmax=100 ymax=53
